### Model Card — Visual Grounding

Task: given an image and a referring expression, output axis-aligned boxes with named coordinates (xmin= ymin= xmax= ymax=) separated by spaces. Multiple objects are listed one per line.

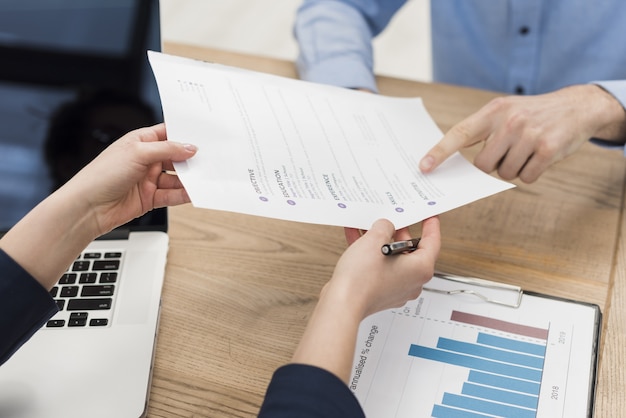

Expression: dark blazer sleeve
xmin=0 ymin=249 xmax=58 ymax=365
xmin=258 ymin=363 xmax=366 ymax=418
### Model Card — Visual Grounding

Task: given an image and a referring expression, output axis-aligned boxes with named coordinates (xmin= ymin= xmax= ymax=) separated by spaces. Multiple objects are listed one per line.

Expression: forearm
xmin=295 ymin=0 xmax=406 ymax=91
xmin=295 ymin=1 xmax=375 ymax=90
xmin=291 ymin=285 xmax=364 ymax=383
xmin=0 ymin=184 xmax=99 ymax=290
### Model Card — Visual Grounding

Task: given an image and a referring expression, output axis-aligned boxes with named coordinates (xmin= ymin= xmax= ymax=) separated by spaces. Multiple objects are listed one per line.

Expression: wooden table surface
xmin=145 ymin=42 xmax=626 ymax=417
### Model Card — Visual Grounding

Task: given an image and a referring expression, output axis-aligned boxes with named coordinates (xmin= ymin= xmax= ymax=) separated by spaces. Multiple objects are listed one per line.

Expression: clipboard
xmin=349 ymin=272 xmax=601 ymax=418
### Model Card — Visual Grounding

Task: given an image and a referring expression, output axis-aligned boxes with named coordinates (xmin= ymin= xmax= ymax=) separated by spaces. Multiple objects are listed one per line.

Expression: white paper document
xmin=148 ymin=51 xmax=514 ymax=229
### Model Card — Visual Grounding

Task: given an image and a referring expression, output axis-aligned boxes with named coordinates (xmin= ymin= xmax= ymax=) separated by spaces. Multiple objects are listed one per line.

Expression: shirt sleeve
xmin=594 ymin=80 xmax=626 ymax=111
xmin=258 ymin=363 xmax=365 ymax=418
xmin=0 ymin=249 xmax=58 ymax=365
xmin=294 ymin=0 xmax=407 ymax=92
xmin=590 ymin=80 xmax=626 ymax=154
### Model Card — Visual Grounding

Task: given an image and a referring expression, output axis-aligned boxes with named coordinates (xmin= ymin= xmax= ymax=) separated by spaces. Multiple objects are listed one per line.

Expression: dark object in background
xmin=0 ymin=0 xmax=164 ymax=234
xmin=44 ymin=88 xmax=157 ymax=191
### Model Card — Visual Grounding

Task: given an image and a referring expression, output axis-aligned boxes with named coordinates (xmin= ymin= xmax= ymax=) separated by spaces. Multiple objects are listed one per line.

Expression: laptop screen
xmin=0 ymin=0 xmax=165 ymax=235
xmin=0 ymin=0 xmax=137 ymax=56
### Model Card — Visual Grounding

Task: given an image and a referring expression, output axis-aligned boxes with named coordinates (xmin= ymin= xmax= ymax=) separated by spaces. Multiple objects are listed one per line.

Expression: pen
xmin=381 ymin=238 xmax=421 ymax=256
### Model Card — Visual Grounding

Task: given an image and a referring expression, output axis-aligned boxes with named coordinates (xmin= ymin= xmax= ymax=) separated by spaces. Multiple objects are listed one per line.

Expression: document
xmin=350 ymin=275 xmax=600 ymax=418
xmin=148 ymin=51 xmax=514 ymax=229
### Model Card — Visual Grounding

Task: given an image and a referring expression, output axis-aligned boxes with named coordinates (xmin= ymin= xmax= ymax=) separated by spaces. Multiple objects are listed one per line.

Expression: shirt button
xmin=519 ymin=26 xmax=530 ymax=35
xmin=515 ymin=85 xmax=525 ymax=94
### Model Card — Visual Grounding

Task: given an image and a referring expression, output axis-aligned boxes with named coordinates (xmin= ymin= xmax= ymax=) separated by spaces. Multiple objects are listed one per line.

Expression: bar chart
xmin=409 ymin=310 xmax=547 ymax=417
xmin=349 ymin=277 xmax=600 ymax=418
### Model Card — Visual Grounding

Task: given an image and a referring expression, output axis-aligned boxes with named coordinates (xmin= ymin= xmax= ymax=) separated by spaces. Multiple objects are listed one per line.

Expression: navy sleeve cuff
xmin=0 ymin=249 xmax=58 ymax=365
xmin=259 ymin=363 xmax=365 ymax=418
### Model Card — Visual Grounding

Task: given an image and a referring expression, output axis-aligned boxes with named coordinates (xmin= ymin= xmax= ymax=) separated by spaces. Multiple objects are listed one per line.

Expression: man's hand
xmin=419 ymin=84 xmax=626 ymax=183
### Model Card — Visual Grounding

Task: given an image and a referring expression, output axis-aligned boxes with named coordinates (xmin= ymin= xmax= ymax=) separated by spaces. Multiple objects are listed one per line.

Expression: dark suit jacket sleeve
xmin=0 ymin=249 xmax=58 ymax=365
xmin=258 ymin=363 xmax=365 ymax=418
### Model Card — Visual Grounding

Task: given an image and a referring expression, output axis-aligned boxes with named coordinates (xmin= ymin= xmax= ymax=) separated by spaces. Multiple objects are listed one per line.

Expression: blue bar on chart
xmin=477 ymin=333 xmax=546 ymax=357
xmin=408 ymin=344 xmax=542 ymax=382
xmin=468 ymin=371 xmax=540 ymax=396
xmin=462 ymin=382 xmax=538 ymax=409
xmin=436 ymin=337 xmax=544 ymax=369
xmin=408 ymin=311 xmax=547 ymax=417
xmin=438 ymin=393 xmax=537 ymax=418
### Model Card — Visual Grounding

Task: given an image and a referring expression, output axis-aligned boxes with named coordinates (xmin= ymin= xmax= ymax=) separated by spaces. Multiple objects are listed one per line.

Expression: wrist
xmin=318 ymin=279 xmax=369 ymax=324
xmin=55 ymin=181 xmax=103 ymax=240
xmin=0 ymin=184 xmax=101 ymax=289
xmin=585 ymin=84 xmax=626 ymax=142
xmin=291 ymin=282 xmax=365 ymax=383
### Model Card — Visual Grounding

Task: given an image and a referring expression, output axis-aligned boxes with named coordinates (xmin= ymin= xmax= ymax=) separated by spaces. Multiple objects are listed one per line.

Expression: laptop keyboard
xmin=46 ymin=250 xmax=123 ymax=328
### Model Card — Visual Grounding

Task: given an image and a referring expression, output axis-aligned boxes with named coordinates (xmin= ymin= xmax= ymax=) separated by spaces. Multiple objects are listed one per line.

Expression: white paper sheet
xmin=148 ymin=51 xmax=514 ymax=229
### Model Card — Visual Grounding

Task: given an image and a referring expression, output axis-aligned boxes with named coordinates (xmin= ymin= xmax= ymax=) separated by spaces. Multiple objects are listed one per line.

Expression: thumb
xmin=139 ymin=140 xmax=198 ymax=166
xmin=365 ymin=219 xmax=396 ymax=244
xmin=416 ymin=216 xmax=441 ymax=260
xmin=167 ymin=141 xmax=199 ymax=162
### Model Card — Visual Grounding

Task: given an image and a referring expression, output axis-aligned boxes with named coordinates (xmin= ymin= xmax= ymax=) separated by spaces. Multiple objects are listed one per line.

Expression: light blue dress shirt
xmin=294 ymin=0 xmax=626 ymax=114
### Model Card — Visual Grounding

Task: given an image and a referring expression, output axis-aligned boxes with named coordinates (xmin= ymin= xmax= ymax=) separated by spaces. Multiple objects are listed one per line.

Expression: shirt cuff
xmin=593 ymin=80 xmax=626 ymax=110
xmin=0 ymin=249 xmax=58 ymax=365
xmin=591 ymin=80 xmax=626 ymax=155
xmin=297 ymin=54 xmax=378 ymax=93
xmin=259 ymin=363 xmax=365 ymax=418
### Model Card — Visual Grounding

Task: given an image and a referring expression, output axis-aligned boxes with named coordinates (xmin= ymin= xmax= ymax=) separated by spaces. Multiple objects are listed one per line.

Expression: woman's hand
xmin=291 ymin=217 xmax=440 ymax=383
xmin=329 ymin=217 xmax=440 ymax=319
xmin=0 ymin=123 xmax=197 ymax=289
xmin=67 ymin=123 xmax=197 ymax=236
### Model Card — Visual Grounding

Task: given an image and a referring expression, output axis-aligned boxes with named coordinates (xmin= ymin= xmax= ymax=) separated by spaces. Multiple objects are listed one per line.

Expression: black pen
xmin=381 ymin=238 xmax=421 ymax=256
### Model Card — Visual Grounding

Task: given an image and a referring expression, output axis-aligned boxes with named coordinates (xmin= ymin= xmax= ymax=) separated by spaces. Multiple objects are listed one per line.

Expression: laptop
xmin=0 ymin=1 xmax=168 ymax=417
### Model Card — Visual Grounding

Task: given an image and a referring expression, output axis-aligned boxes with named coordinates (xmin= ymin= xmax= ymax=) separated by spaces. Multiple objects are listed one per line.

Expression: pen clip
xmin=381 ymin=238 xmax=421 ymax=256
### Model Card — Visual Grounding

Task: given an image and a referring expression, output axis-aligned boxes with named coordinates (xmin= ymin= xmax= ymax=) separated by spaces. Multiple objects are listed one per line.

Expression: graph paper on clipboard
xmin=349 ymin=272 xmax=601 ymax=418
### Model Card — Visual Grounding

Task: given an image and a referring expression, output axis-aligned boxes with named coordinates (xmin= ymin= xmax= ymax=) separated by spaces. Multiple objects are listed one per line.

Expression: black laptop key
xmin=79 ymin=272 xmax=98 ymax=283
xmin=83 ymin=252 xmax=102 ymax=259
xmin=68 ymin=318 xmax=86 ymax=327
xmin=93 ymin=260 xmax=120 ymax=271
xmin=55 ymin=299 xmax=65 ymax=311
xmin=60 ymin=286 xmax=79 ymax=298
xmin=104 ymin=252 xmax=122 ymax=259
xmin=68 ymin=312 xmax=88 ymax=327
xmin=100 ymin=272 xmax=118 ymax=283
xmin=46 ymin=319 xmax=65 ymax=327
xmin=72 ymin=260 xmax=91 ymax=271
xmin=81 ymin=285 xmax=115 ymax=297
xmin=67 ymin=298 xmax=112 ymax=310
xmin=59 ymin=273 xmax=77 ymax=284
xmin=89 ymin=318 xmax=108 ymax=326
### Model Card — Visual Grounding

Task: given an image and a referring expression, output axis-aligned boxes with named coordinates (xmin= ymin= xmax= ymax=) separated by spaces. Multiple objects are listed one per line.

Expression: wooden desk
xmin=148 ymin=42 xmax=626 ymax=417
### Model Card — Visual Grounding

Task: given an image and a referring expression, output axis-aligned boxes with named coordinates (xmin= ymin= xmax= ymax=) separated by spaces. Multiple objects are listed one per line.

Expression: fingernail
xmin=183 ymin=143 xmax=198 ymax=152
xmin=420 ymin=155 xmax=434 ymax=171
